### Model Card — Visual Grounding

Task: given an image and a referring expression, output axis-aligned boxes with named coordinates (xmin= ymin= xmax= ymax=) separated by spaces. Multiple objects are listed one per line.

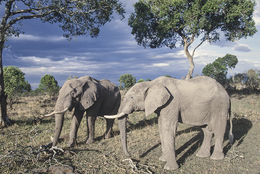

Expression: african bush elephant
xmin=105 ymin=76 xmax=233 ymax=170
xmin=46 ymin=76 xmax=121 ymax=147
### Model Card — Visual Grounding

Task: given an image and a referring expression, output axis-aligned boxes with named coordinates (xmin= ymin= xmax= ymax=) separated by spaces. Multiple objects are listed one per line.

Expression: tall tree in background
xmin=129 ymin=0 xmax=257 ymax=79
xmin=0 ymin=0 xmax=124 ymax=126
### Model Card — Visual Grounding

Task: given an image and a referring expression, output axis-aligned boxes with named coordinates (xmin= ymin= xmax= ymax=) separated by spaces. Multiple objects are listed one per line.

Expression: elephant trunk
xmin=52 ymin=113 xmax=64 ymax=146
xmin=118 ymin=115 xmax=130 ymax=157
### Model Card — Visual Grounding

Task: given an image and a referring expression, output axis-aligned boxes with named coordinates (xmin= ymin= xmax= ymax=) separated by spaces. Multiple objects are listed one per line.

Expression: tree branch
xmin=6 ymin=10 xmax=55 ymax=30
xmin=10 ymin=6 xmax=53 ymax=16
xmin=191 ymin=38 xmax=206 ymax=57
xmin=191 ymin=36 xmax=208 ymax=57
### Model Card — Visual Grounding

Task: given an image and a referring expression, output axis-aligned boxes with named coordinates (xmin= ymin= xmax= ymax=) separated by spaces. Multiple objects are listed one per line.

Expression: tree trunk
xmin=184 ymin=43 xmax=194 ymax=80
xmin=0 ymin=42 xmax=11 ymax=126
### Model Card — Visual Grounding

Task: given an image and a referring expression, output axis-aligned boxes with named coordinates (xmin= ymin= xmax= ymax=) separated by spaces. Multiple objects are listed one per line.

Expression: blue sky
xmin=2 ymin=1 xmax=260 ymax=89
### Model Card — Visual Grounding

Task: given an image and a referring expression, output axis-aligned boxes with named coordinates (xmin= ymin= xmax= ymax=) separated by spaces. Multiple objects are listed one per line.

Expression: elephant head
xmin=45 ymin=76 xmax=100 ymax=146
xmin=105 ymin=81 xmax=172 ymax=156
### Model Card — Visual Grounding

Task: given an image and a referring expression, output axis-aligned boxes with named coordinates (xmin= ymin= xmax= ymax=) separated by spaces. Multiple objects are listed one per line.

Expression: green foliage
xmin=3 ymin=66 xmax=31 ymax=97
xmin=137 ymin=79 xmax=145 ymax=83
xmin=129 ymin=0 xmax=256 ymax=48
xmin=202 ymin=54 xmax=238 ymax=85
xmin=119 ymin=74 xmax=136 ymax=89
xmin=3 ymin=66 xmax=31 ymax=108
xmin=38 ymin=74 xmax=59 ymax=96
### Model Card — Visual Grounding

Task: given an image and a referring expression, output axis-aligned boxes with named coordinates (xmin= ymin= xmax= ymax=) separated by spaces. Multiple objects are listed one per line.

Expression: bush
xmin=246 ymin=69 xmax=260 ymax=91
xmin=38 ymin=74 xmax=59 ymax=96
xmin=3 ymin=66 xmax=31 ymax=108
xmin=202 ymin=54 xmax=238 ymax=86
xmin=229 ymin=69 xmax=260 ymax=92
xmin=137 ymin=79 xmax=145 ymax=83
xmin=119 ymin=74 xmax=136 ymax=89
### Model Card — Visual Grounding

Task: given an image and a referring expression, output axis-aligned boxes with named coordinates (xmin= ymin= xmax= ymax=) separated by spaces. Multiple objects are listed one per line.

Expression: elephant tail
xmin=228 ymin=101 xmax=234 ymax=144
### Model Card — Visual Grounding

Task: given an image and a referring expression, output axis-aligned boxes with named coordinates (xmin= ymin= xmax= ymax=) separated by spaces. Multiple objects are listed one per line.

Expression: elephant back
xmin=99 ymin=80 xmax=121 ymax=115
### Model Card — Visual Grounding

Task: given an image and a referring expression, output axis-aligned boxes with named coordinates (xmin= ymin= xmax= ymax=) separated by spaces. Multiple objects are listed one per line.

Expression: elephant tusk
xmin=44 ymin=107 xmax=69 ymax=117
xmin=104 ymin=112 xmax=126 ymax=119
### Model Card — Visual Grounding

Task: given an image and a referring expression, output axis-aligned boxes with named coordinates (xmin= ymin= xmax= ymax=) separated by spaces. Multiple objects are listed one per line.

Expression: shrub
xmin=119 ymin=74 xmax=136 ymax=89
xmin=229 ymin=69 xmax=260 ymax=92
xmin=202 ymin=54 xmax=238 ymax=86
xmin=3 ymin=66 xmax=31 ymax=108
xmin=38 ymin=74 xmax=59 ymax=96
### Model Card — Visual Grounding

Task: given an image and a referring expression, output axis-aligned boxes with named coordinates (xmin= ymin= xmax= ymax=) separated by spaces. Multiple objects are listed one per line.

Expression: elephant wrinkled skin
xmin=105 ymin=76 xmax=233 ymax=170
xmin=46 ymin=76 xmax=121 ymax=147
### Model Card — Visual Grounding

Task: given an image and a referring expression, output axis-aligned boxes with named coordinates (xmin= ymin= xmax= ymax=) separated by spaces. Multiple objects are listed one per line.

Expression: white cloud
xmin=152 ymin=63 xmax=170 ymax=67
xmin=233 ymin=44 xmax=251 ymax=52
xmin=152 ymin=50 xmax=185 ymax=59
xmin=11 ymin=34 xmax=66 ymax=42
xmin=19 ymin=55 xmax=123 ymax=82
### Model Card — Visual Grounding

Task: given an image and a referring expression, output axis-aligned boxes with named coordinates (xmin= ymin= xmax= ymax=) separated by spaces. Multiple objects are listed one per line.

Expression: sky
xmin=2 ymin=0 xmax=260 ymax=89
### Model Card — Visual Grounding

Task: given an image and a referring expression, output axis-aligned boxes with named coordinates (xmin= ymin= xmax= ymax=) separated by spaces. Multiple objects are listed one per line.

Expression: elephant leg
xmin=68 ymin=109 xmax=84 ymax=147
xmin=86 ymin=116 xmax=96 ymax=144
xmin=158 ymin=115 xmax=167 ymax=162
xmin=104 ymin=118 xmax=114 ymax=139
xmin=211 ymin=115 xmax=227 ymax=160
xmin=196 ymin=126 xmax=213 ymax=158
xmin=160 ymin=113 xmax=179 ymax=170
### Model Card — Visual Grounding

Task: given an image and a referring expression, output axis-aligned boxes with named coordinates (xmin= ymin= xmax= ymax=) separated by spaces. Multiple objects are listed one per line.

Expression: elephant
xmin=105 ymin=76 xmax=233 ymax=170
xmin=45 ymin=76 xmax=121 ymax=147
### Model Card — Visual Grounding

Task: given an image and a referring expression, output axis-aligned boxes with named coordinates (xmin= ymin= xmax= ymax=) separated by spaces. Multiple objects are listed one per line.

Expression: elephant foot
xmin=86 ymin=138 xmax=94 ymax=144
xmin=210 ymin=152 xmax=224 ymax=160
xmin=196 ymin=149 xmax=210 ymax=158
xmin=164 ymin=161 xmax=179 ymax=171
xmin=159 ymin=155 xmax=167 ymax=162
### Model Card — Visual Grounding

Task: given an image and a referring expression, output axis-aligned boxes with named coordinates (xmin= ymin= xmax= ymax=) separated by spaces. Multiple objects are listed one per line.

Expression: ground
xmin=0 ymin=93 xmax=259 ymax=173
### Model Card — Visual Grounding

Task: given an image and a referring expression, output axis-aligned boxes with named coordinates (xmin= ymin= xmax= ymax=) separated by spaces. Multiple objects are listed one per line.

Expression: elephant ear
xmin=144 ymin=85 xmax=171 ymax=117
xmin=80 ymin=80 xmax=99 ymax=110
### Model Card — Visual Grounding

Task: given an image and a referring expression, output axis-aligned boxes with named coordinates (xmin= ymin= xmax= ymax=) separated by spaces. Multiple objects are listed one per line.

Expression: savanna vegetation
xmin=0 ymin=84 xmax=259 ymax=173
xmin=0 ymin=66 xmax=259 ymax=173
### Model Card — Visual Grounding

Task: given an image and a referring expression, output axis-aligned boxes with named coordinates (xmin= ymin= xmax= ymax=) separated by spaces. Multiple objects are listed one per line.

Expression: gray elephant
xmin=45 ymin=76 xmax=121 ymax=147
xmin=105 ymin=76 xmax=233 ymax=170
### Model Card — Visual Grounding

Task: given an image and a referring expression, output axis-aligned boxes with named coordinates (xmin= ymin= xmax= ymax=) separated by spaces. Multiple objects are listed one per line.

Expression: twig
xmin=122 ymin=158 xmax=153 ymax=174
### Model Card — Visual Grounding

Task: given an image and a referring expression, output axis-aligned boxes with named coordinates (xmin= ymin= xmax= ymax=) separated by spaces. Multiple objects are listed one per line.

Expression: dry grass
xmin=0 ymin=93 xmax=259 ymax=173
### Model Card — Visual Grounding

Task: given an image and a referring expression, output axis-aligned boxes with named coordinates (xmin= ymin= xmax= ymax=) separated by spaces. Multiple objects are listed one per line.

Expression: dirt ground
xmin=0 ymin=93 xmax=259 ymax=174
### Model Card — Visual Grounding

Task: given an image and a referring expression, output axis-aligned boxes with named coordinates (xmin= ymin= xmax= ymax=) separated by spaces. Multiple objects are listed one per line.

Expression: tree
xmin=129 ymin=0 xmax=256 ymax=79
xmin=202 ymin=54 xmax=238 ymax=86
xmin=3 ymin=66 xmax=31 ymax=108
xmin=0 ymin=0 xmax=125 ymax=126
xmin=119 ymin=74 xmax=136 ymax=89
xmin=38 ymin=74 xmax=59 ymax=96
